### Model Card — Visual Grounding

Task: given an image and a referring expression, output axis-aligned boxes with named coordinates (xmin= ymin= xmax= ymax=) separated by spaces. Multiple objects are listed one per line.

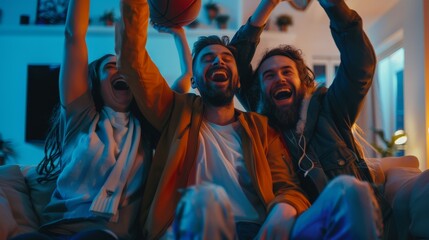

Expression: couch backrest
xmin=20 ymin=165 xmax=56 ymax=225
xmin=0 ymin=165 xmax=39 ymax=239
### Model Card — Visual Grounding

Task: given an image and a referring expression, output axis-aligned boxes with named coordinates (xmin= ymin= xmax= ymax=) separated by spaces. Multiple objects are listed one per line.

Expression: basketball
xmin=148 ymin=0 xmax=202 ymax=27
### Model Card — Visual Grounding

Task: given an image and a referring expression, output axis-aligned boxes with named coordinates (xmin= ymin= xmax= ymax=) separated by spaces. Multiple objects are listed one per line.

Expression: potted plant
xmin=276 ymin=14 xmax=293 ymax=32
xmin=99 ymin=9 xmax=115 ymax=26
xmin=371 ymin=129 xmax=408 ymax=157
xmin=204 ymin=2 xmax=219 ymax=24
xmin=215 ymin=14 xmax=229 ymax=30
xmin=187 ymin=19 xmax=200 ymax=29
xmin=0 ymin=134 xmax=17 ymax=165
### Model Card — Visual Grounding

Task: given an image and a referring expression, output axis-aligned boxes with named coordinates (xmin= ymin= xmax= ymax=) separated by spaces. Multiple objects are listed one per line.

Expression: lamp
xmin=393 ymin=129 xmax=408 ymax=145
xmin=372 ymin=129 xmax=408 ymax=157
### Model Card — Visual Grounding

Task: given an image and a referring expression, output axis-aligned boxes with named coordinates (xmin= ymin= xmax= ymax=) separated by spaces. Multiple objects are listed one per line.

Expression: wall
xmin=367 ymin=0 xmax=428 ymax=169
xmin=0 ymin=0 xmax=121 ymax=26
xmin=425 ymin=0 xmax=429 ymax=169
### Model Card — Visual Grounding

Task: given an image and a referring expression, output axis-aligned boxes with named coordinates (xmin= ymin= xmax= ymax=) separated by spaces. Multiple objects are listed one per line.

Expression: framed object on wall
xmin=36 ymin=0 xmax=69 ymax=25
xmin=26 ymin=64 xmax=60 ymax=142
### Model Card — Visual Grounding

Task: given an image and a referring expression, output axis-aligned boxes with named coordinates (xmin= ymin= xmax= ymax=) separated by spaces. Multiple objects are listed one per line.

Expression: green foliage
xmin=99 ymin=9 xmax=115 ymax=24
xmin=371 ymin=129 xmax=406 ymax=157
xmin=276 ymin=14 xmax=293 ymax=27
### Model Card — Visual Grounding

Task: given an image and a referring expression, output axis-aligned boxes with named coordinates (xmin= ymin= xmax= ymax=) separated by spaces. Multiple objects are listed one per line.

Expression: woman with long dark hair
xmin=10 ymin=0 xmax=173 ymax=239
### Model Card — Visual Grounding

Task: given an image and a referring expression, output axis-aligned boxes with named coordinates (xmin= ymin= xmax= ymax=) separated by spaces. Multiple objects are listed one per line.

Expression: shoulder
xmin=240 ymin=110 xmax=268 ymax=123
xmin=240 ymin=111 xmax=271 ymax=131
xmin=239 ymin=111 xmax=281 ymax=139
xmin=175 ymin=92 xmax=203 ymax=108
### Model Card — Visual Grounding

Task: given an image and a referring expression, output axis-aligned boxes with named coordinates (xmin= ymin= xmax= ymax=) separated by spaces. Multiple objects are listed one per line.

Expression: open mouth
xmin=207 ymin=67 xmax=230 ymax=82
xmin=112 ymin=79 xmax=129 ymax=90
xmin=273 ymin=88 xmax=293 ymax=100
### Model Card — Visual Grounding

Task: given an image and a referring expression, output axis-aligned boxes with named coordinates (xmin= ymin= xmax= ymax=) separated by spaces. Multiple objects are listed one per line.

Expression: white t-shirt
xmin=194 ymin=120 xmax=265 ymax=224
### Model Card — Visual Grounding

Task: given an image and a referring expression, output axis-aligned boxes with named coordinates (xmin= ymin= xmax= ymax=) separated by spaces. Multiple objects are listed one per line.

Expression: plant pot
xmin=278 ymin=24 xmax=289 ymax=32
xmin=215 ymin=14 xmax=229 ymax=30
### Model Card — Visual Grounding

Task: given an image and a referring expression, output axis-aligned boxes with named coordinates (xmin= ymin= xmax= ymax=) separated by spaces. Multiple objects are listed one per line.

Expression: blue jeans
xmin=291 ymin=175 xmax=382 ymax=240
xmin=9 ymin=229 xmax=118 ymax=240
xmin=171 ymin=176 xmax=381 ymax=240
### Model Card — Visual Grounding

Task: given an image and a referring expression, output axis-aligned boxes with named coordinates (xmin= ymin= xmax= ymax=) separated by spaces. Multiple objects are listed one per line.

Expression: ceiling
xmin=278 ymin=0 xmax=400 ymax=29
xmin=345 ymin=0 xmax=400 ymax=27
xmin=262 ymin=0 xmax=403 ymax=58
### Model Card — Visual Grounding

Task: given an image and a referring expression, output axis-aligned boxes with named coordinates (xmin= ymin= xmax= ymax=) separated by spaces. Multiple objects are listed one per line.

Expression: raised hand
xmin=151 ymin=21 xmax=185 ymax=37
xmin=150 ymin=21 xmax=192 ymax=93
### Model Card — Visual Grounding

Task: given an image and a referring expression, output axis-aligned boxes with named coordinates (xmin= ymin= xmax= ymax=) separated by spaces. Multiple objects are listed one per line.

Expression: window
xmin=312 ymin=56 xmax=340 ymax=87
xmin=377 ymin=48 xmax=405 ymax=155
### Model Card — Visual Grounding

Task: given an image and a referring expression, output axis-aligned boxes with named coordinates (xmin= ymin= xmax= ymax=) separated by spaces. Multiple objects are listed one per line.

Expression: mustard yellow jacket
xmin=118 ymin=0 xmax=310 ymax=238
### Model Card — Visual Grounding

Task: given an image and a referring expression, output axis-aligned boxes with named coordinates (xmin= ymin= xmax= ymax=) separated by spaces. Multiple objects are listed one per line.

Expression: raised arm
xmin=117 ymin=0 xmax=174 ymax=131
xmin=231 ymin=0 xmax=289 ymax=111
xmin=60 ymin=0 xmax=90 ymax=106
xmin=321 ymin=0 xmax=376 ymax=125
xmin=152 ymin=24 xmax=192 ymax=93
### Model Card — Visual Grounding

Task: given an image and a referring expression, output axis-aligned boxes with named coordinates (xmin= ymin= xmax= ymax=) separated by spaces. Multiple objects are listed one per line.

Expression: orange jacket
xmin=118 ymin=0 xmax=310 ymax=238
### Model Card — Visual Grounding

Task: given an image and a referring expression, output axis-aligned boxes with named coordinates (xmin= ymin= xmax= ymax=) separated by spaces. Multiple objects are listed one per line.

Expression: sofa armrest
xmin=21 ymin=166 xmax=56 ymax=226
xmin=379 ymin=155 xmax=419 ymax=173
xmin=366 ymin=155 xmax=420 ymax=185
xmin=0 ymin=165 xmax=39 ymax=239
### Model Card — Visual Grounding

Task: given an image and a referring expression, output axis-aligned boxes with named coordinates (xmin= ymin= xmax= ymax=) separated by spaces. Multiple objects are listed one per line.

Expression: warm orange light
xmin=394 ymin=130 xmax=408 ymax=145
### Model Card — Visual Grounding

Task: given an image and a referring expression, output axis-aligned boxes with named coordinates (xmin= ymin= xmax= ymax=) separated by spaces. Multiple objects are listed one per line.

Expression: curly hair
xmin=191 ymin=35 xmax=237 ymax=69
xmin=254 ymin=44 xmax=315 ymax=90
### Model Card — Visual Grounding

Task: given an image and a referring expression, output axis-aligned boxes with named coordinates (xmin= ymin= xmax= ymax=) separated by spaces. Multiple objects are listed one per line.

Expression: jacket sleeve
xmin=117 ymin=0 xmax=174 ymax=131
xmin=229 ymin=19 xmax=264 ymax=112
xmin=324 ymin=1 xmax=376 ymax=126
xmin=266 ymin=127 xmax=311 ymax=215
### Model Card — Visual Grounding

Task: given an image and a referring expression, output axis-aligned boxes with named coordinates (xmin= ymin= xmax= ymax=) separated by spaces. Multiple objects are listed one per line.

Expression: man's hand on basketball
xmin=151 ymin=21 xmax=185 ymax=37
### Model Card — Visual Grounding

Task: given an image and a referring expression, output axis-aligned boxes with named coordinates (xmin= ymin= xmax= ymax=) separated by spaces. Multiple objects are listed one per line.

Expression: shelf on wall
xmin=0 ymin=25 xmax=237 ymax=36
xmin=0 ymin=25 xmax=296 ymax=43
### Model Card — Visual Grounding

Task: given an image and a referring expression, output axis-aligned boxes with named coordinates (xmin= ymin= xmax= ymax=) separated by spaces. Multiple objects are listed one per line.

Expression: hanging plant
xmin=204 ymin=2 xmax=219 ymax=23
xmin=276 ymin=14 xmax=293 ymax=32
xmin=99 ymin=9 xmax=115 ymax=26
xmin=215 ymin=14 xmax=229 ymax=29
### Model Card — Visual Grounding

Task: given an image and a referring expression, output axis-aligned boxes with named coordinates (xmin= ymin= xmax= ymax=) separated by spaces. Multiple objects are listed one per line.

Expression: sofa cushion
xmin=0 ymin=188 xmax=18 ymax=240
xmin=383 ymin=167 xmax=422 ymax=240
xmin=409 ymin=169 xmax=429 ymax=238
xmin=21 ymin=166 xmax=56 ymax=225
xmin=0 ymin=165 xmax=39 ymax=237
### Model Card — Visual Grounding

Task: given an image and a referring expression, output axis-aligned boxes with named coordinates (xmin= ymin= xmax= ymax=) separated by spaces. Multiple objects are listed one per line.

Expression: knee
xmin=174 ymin=183 xmax=235 ymax=239
xmin=179 ymin=183 xmax=231 ymax=210
xmin=328 ymin=175 xmax=370 ymax=197
xmin=326 ymin=175 xmax=376 ymax=208
xmin=175 ymin=183 xmax=234 ymax=225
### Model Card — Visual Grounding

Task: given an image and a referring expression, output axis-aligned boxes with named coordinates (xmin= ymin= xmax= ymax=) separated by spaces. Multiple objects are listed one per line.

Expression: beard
xmin=196 ymin=72 xmax=237 ymax=107
xmin=260 ymin=86 xmax=305 ymax=129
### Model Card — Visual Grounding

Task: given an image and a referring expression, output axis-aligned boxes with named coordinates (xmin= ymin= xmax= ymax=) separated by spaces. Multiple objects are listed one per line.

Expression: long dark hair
xmin=36 ymin=54 xmax=159 ymax=182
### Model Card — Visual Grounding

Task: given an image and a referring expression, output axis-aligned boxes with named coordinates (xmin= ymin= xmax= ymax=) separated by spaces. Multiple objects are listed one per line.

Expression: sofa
xmin=0 ymin=165 xmax=56 ymax=240
xmin=0 ymin=156 xmax=427 ymax=240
